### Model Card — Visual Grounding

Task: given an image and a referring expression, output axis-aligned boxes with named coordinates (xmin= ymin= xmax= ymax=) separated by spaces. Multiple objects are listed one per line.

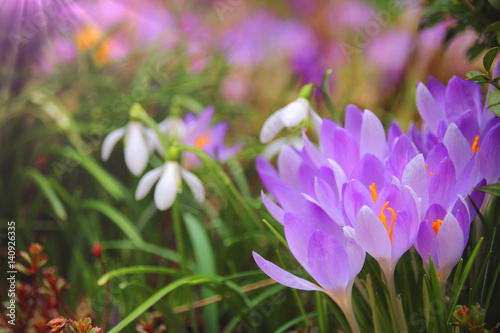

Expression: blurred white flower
xmin=101 ymin=121 xmax=149 ymax=176
xmin=148 ymin=116 xmax=187 ymax=156
xmin=135 ymin=161 xmax=205 ymax=211
xmin=260 ymin=97 xmax=322 ymax=143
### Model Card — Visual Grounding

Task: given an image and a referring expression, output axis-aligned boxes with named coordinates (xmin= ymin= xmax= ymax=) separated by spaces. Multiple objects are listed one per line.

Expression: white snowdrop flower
xmin=260 ymin=97 xmax=322 ymax=143
xmin=159 ymin=116 xmax=187 ymax=140
xmin=135 ymin=161 xmax=205 ymax=211
xmin=101 ymin=121 xmax=149 ymax=176
xmin=147 ymin=116 xmax=187 ymax=157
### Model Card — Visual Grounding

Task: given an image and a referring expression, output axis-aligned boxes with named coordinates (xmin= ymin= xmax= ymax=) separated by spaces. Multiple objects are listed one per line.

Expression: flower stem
xmin=172 ymin=199 xmax=187 ymax=273
xmin=385 ymin=270 xmax=408 ymax=333
xmin=341 ymin=302 xmax=361 ymax=333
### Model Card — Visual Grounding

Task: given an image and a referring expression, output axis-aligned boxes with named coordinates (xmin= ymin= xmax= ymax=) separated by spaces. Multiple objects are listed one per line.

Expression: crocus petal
xmin=355 ymin=205 xmax=392 ymax=265
xmin=402 ymin=154 xmax=429 ymax=212
xmin=278 ymin=145 xmax=302 ymax=189
xmin=344 ymin=104 xmax=363 ymax=142
xmin=135 ymin=167 xmax=163 ymax=200
xmin=252 ymin=252 xmax=322 ymax=292
xmin=342 ymin=179 xmax=373 ymax=227
xmin=302 ymin=133 xmax=328 ymax=168
xmin=261 ymin=191 xmax=285 ymax=224
xmin=455 ymin=111 xmax=480 ymax=146
xmin=284 ymin=213 xmax=318 ymax=272
xmin=390 ymin=211 xmax=411 ymax=265
xmin=281 ymin=98 xmax=309 ymax=128
xmin=416 ymin=82 xmax=445 ymax=135
xmin=429 ymin=157 xmax=456 ymax=210
xmin=101 ymin=127 xmax=125 ymax=161
xmin=321 ymin=119 xmax=340 ymax=159
xmin=479 ymin=124 xmax=500 ymax=184
xmin=260 ymin=110 xmax=286 ymax=143
xmin=331 ymin=128 xmax=359 ymax=177
xmin=427 ymin=76 xmax=446 ymax=110
xmin=443 ymin=123 xmax=472 ymax=176
xmin=390 ymin=135 xmax=418 ymax=178
xmin=256 ymin=156 xmax=281 ymax=196
xmin=343 ymin=227 xmax=366 ymax=281
xmin=308 ymin=230 xmax=350 ymax=296
xmin=451 ymin=196 xmax=471 ymax=247
xmin=181 ymin=168 xmax=205 ymax=204
xmin=124 ymin=122 xmax=149 ymax=176
xmin=360 ymin=110 xmax=387 ymax=161
xmin=415 ymin=221 xmax=438 ymax=266
xmin=351 ymin=154 xmax=390 ymax=190
xmin=444 ymin=77 xmax=481 ymax=123
xmin=315 ymin=178 xmax=343 ymax=225
xmin=154 ymin=162 xmax=180 ymax=211
xmin=388 ymin=120 xmax=403 ymax=150
xmin=435 ymin=213 xmax=464 ymax=276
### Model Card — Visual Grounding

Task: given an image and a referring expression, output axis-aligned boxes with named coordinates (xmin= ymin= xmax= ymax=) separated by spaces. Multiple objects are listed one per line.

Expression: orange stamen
xmin=430 ymin=171 xmax=433 ymax=176
xmin=379 ymin=202 xmax=397 ymax=245
xmin=369 ymin=183 xmax=378 ymax=203
xmin=425 ymin=164 xmax=428 ymax=170
xmin=194 ymin=133 xmax=211 ymax=149
xmin=432 ymin=219 xmax=443 ymax=236
xmin=471 ymin=136 xmax=480 ymax=153
xmin=75 ymin=25 xmax=111 ymax=66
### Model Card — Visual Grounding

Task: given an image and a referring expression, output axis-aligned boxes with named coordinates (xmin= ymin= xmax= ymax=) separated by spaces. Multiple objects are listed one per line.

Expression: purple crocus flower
xmin=181 ymin=107 xmax=243 ymax=169
xmin=255 ymin=106 xmax=422 ymax=331
xmin=408 ymin=73 xmax=500 ymax=282
xmin=253 ymin=214 xmax=364 ymax=333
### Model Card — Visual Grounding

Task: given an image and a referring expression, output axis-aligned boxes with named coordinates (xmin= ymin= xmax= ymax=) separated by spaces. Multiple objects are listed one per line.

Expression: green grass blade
xmin=97 ymin=266 xmax=182 ymax=285
xmin=81 ymin=200 xmax=144 ymax=248
xmin=24 ymin=168 xmax=67 ymax=221
xmin=447 ymin=238 xmax=484 ymax=323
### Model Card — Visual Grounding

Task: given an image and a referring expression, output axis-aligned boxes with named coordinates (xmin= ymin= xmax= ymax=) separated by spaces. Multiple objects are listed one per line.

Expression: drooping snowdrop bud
xmin=260 ymin=84 xmax=322 ymax=143
xmin=101 ymin=121 xmax=150 ymax=176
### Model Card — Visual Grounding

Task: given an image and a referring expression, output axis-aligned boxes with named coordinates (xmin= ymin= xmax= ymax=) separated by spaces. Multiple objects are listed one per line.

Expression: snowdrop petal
xmin=101 ymin=127 xmax=125 ymax=161
xmin=125 ymin=122 xmax=149 ymax=176
xmin=260 ymin=110 xmax=286 ymax=143
xmin=181 ymin=168 xmax=205 ymax=204
xmin=154 ymin=162 xmax=180 ymax=211
xmin=135 ymin=167 xmax=163 ymax=200
xmin=281 ymin=98 xmax=309 ymax=128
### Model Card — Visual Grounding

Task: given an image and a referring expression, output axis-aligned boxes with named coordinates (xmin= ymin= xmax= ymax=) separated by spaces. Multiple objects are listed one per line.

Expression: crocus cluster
xmin=254 ymin=73 xmax=499 ymax=331
xmin=102 ymin=105 xmax=241 ymax=211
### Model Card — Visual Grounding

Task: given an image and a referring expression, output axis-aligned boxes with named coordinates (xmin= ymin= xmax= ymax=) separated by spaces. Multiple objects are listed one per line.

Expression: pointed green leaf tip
xmin=483 ymin=47 xmax=499 ymax=72
xmin=299 ymin=83 xmax=313 ymax=100
xmin=488 ymin=89 xmax=500 ymax=117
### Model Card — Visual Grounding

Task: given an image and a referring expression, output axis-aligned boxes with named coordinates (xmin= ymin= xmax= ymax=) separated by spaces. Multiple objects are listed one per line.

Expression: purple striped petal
xmin=308 ymin=230 xmax=350 ymax=296
xmin=402 ymin=154 xmax=429 ymax=212
xmin=351 ymin=153 xmax=390 ymax=190
xmin=415 ymin=221 xmax=438 ymax=266
xmin=429 ymin=157 xmax=456 ymax=210
xmin=355 ymin=206 xmax=392 ymax=265
xmin=479 ymin=124 xmax=500 ymax=183
xmin=278 ymin=145 xmax=302 ymax=189
xmin=435 ymin=213 xmax=464 ymax=276
xmin=344 ymin=104 xmax=363 ymax=142
xmin=261 ymin=191 xmax=285 ymax=224
xmin=253 ymin=252 xmax=322 ymax=292
xmin=443 ymin=123 xmax=473 ymax=176
xmin=342 ymin=179 xmax=373 ymax=227
xmin=360 ymin=110 xmax=388 ymax=161
xmin=416 ymin=82 xmax=445 ymax=135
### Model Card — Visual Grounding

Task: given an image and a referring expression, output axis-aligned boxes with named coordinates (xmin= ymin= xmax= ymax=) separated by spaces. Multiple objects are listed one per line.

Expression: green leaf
xmin=488 ymin=88 xmax=500 ymax=117
xmin=476 ymin=183 xmax=500 ymax=197
xmin=488 ymin=0 xmax=500 ymax=11
xmin=62 ymin=148 xmax=126 ymax=200
xmin=427 ymin=256 xmax=446 ymax=332
xmin=274 ymin=312 xmax=318 ymax=333
xmin=485 ymin=22 xmax=500 ymax=34
xmin=484 ymin=47 xmax=500 ymax=72
xmin=107 ymin=275 xmax=220 ymax=333
xmin=97 ymin=266 xmax=181 ymax=286
xmin=447 ymin=238 xmax=483 ymax=323
xmin=24 ymin=168 xmax=67 ymax=221
xmin=184 ymin=213 xmax=218 ymax=333
xmin=81 ymin=200 xmax=144 ymax=248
